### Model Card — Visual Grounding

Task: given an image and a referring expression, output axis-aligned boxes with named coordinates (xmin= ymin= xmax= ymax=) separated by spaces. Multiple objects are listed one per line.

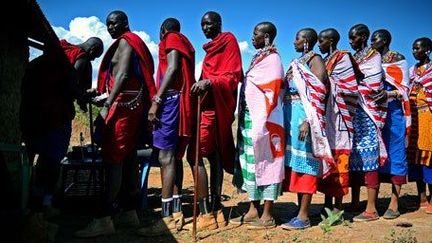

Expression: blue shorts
xmin=152 ymin=92 xmax=180 ymax=150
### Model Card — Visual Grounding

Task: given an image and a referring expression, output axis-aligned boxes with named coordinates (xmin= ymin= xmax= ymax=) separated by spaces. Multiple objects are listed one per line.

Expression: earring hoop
xmin=265 ymin=37 xmax=270 ymax=47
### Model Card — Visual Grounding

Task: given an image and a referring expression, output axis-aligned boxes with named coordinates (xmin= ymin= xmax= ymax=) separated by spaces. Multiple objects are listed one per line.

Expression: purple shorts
xmin=152 ymin=92 xmax=180 ymax=150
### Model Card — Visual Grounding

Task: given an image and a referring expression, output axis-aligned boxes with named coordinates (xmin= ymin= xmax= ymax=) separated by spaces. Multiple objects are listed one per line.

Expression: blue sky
xmin=36 ymin=0 xmax=431 ymax=81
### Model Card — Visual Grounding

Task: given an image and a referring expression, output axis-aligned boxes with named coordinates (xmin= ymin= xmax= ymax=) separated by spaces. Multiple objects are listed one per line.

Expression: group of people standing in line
xmin=21 ymin=9 xmax=432 ymax=238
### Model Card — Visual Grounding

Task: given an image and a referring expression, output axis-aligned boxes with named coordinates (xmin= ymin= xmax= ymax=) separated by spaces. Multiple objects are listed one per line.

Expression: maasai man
xmin=407 ymin=37 xmax=432 ymax=214
xmin=188 ymin=11 xmax=243 ymax=230
xmin=348 ymin=24 xmax=386 ymax=222
xmin=371 ymin=29 xmax=410 ymax=220
xmin=137 ymin=18 xmax=195 ymax=236
xmin=75 ymin=10 xmax=156 ymax=237
xmin=281 ymin=28 xmax=332 ymax=230
xmin=317 ymin=28 xmax=360 ymax=213
xmin=231 ymin=22 xmax=285 ymax=229
xmin=21 ymin=37 xmax=103 ymax=218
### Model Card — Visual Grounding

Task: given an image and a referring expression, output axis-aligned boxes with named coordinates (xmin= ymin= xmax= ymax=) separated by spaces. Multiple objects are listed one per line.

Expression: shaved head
xmin=202 ymin=11 xmax=222 ymax=25
xmin=256 ymin=22 xmax=277 ymax=43
xmin=320 ymin=28 xmax=340 ymax=45
xmin=81 ymin=37 xmax=104 ymax=60
xmin=415 ymin=37 xmax=432 ymax=50
xmin=350 ymin=23 xmax=370 ymax=39
xmin=299 ymin=28 xmax=318 ymax=47
xmin=201 ymin=11 xmax=222 ymax=39
xmin=107 ymin=10 xmax=128 ymax=25
xmin=372 ymin=29 xmax=392 ymax=45
xmin=161 ymin=17 xmax=181 ymax=32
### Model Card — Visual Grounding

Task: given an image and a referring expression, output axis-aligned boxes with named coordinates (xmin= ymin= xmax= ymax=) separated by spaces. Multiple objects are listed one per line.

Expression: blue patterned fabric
xmin=349 ymin=106 xmax=379 ymax=171
xmin=284 ymin=80 xmax=322 ymax=176
xmin=380 ymin=83 xmax=407 ymax=176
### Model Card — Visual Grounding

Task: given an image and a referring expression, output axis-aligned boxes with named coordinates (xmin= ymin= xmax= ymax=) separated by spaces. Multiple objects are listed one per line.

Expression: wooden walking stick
xmin=88 ymin=102 xmax=95 ymax=162
xmin=192 ymin=95 xmax=201 ymax=241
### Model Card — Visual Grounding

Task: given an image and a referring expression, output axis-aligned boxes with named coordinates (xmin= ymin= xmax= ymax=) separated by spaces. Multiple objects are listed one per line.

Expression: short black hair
xmin=256 ymin=21 xmax=277 ymax=43
xmin=350 ymin=23 xmax=370 ymax=39
xmin=86 ymin=37 xmax=104 ymax=57
xmin=162 ymin=18 xmax=180 ymax=32
xmin=203 ymin=11 xmax=222 ymax=25
xmin=299 ymin=28 xmax=318 ymax=47
xmin=414 ymin=37 xmax=432 ymax=50
xmin=320 ymin=28 xmax=340 ymax=45
xmin=108 ymin=10 xmax=128 ymax=25
xmin=372 ymin=29 xmax=392 ymax=45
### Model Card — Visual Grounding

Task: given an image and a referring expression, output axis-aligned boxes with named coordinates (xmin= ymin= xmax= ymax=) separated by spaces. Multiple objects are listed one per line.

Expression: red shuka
xmin=60 ymin=39 xmax=87 ymax=64
xmin=97 ymin=32 xmax=156 ymax=163
xmin=201 ymin=32 xmax=243 ymax=173
xmin=156 ymin=31 xmax=196 ymax=137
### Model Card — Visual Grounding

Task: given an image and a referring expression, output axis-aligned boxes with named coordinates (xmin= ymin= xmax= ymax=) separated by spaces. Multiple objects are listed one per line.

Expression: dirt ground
xmin=45 ymin=160 xmax=431 ymax=243
xmin=50 ymin=118 xmax=432 ymax=243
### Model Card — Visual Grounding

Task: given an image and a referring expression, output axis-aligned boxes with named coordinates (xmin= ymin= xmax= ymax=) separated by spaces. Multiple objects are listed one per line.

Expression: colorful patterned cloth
xmin=349 ymin=47 xmax=386 ymax=170
xmin=350 ymin=106 xmax=379 ymax=172
xmin=380 ymin=52 xmax=409 ymax=177
xmin=238 ymin=104 xmax=281 ymax=201
xmin=319 ymin=51 xmax=359 ymax=197
xmin=353 ymin=47 xmax=387 ymax=166
xmin=284 ymin=98 xmax=322 ymax=176
xmin=407 ymin=63 xmax=432 ymax=183
xmin=288 ymin=57 xmax=335 ymax=176
xmin=242 ymin=48 xmax=285 ymax=186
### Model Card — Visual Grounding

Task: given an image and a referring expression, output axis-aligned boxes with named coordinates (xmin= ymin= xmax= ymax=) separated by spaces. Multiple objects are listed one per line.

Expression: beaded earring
xmin=330 ymin=43 xmax=333 ymax=54
xmin=303 ymin=41 xmax=309 ymax=53
xmin=265 ymin=37 xmax=270 ymax=47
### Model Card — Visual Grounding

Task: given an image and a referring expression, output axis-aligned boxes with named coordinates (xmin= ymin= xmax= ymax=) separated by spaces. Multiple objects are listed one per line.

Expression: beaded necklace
xmin=324 ymin=49 xmax=339 ymax=64
xmin=298 ymin=51 xmax=316 ymax=65
xmin=283 ymin=51 xmax=316 ymax=82
xmin=246 ymin=44 xmax=278 ymax=74
xmin=354 ymin=46 xmax=373 ymax=64
xmin=382 ymin=50 xmax=398 ymax=64
xmin=415 ymin=61 xmax=432 ymax=77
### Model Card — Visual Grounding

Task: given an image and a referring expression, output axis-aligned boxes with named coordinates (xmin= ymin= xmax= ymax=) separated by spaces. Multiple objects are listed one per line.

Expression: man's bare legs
xmin=208 ymin=152 xmax=223 ymax=211
xmin=365 ymin=187 xmax=378 ymax=214
xmin=173 ymin=158 xmax=184 ymax=213
xmin=159 ymin=149 xmax=176 ymax=217
xmin=387 ymin=184 xmax=401 ymax=212
xmin=297 ymin=193 xmax=312 ymax=222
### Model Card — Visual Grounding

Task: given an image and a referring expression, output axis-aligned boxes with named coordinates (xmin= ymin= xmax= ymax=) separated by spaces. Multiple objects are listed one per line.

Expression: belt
xmin=162 ymin=90 xmax=180 ymax=100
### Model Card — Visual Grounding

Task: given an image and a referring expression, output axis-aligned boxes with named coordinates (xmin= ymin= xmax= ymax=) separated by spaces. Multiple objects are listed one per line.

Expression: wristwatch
xmin=152 ymin=95 xmax=162 ymax=104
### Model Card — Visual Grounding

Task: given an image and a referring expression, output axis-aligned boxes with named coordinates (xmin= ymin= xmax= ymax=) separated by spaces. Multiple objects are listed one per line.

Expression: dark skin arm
xmin=74 ymin=58 xmax=92 ymax=112
xmin=190 ymin=79 xmax=212 ymax=95
xmin=100 ymin=39 xmax=132 ymax=119
xmin=148 ymin=49 xmax=180 ymax=123
xmin=298 ymin=55 xmax=328 ymax=141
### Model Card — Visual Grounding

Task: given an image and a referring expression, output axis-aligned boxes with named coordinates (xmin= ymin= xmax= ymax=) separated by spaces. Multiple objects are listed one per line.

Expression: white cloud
xmin=238 ymin=41 xmax=253 ymax=54
xmin=133 ymin=31 xmax=158 ymax=58
xmin=195 ymin=60 xmax=203 ymax=80
xmin=30 ymin=16 xmax=159 ymax=87
xmin=194 ymin=40 xmax=252 ymax=81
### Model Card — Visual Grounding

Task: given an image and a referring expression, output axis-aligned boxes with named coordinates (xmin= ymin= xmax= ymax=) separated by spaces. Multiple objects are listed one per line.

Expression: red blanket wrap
xmin=97 ymin=32 xmax=156 ymax=163
xmin=197 ymin=32 xmax=243 ymax=173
